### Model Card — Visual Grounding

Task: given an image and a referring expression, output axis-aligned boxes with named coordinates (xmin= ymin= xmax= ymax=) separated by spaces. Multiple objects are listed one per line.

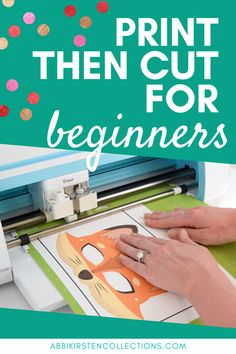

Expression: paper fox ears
xmin=105 ymin=225 xmax=138 ymax=233
xmin=92 ymin=225 xmax=138 ymax=242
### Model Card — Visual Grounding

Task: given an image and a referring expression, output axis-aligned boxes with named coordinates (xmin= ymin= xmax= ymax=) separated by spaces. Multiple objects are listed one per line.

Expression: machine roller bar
xmin=6 ymin=183 xmax=194 ymax=249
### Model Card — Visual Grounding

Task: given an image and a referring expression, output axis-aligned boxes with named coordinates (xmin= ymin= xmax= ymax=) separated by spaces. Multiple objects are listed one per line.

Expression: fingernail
xmin=144 ymin=213 xmax=152 ymax=218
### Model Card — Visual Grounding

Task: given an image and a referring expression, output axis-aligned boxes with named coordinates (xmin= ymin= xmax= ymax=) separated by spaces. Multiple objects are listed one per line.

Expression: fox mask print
xmin=57 ymin=225 xmax=165 ymax=319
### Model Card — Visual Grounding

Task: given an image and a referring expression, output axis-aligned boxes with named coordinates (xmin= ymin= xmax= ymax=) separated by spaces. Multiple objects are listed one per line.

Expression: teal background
xmin=1 ymin=1 xmax=236 ymax=338
xmin=0 ymin=0 xmax=235 ymax=162
xmin=1 ymin=308 xmax=236 ymax=338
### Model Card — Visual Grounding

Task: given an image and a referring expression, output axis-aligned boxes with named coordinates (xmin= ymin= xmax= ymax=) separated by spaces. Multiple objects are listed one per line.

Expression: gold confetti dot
xmin=37 ymin=24 xmax=50 ymax=37
xmin=20 ymin=108 xmax=32 ymax=121
xmin=2 ymin=0 xmax=15 ymax=7
xmin=0 ymin=37 xmax=8 ymax=50
xmin=80 ymin=16 xmax=92 ymax=29
xmin=133 ymin=277 xmax=141 ymax=286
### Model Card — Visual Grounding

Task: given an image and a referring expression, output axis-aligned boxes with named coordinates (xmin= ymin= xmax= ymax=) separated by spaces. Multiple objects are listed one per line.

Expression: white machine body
xmin=203 ymin=162 xmax=232 ymax=206
xmin=0 ymin=145 xmax=235 ymax=313
xmin=29 ymin=170 xmax=98 ymax=222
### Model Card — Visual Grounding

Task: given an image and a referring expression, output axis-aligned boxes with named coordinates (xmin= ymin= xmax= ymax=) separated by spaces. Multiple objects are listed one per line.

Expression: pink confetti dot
xmin=6 ymin=79 xmax=19 ymax=92
xmin=74 ymin=34 xmax=86 ymax=47
xmin=23 ymin=12 xmax=36 ymax=25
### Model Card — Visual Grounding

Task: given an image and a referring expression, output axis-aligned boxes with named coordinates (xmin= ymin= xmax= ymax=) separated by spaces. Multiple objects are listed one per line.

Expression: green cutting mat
xmin=28 ymin=244 xmax=85 ymax=314
xmin=25 ymin=186 xmax=236 ymax=324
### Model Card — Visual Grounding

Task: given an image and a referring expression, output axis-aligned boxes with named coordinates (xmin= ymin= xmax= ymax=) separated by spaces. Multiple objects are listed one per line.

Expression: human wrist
xmin=184 ymin=266 xmax=234 ymax=305
xmin=185 ymin=268 xmax=236 ymax=326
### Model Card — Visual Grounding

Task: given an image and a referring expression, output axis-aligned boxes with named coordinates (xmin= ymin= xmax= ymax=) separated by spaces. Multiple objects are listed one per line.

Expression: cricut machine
xmin=0 ymin=144 xmax=232 ymax=312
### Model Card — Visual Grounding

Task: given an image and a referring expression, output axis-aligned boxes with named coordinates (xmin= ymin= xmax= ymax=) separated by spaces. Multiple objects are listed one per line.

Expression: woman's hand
xmin=117 ymin=230 xmax=236 ymax=327
xmin=144 ymin=206 xmax=236 ymax=245
xmin=117 ymin=230 xmax=223 ymax=296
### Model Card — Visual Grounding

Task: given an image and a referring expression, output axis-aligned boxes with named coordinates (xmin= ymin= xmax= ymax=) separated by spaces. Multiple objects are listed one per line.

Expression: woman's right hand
xmin=144 ymin=206 xmax=236 ymax=245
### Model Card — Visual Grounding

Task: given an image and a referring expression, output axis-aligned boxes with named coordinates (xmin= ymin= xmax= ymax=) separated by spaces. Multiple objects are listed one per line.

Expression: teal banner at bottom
xmin=1 ymin=309 xmax=236 ymax=339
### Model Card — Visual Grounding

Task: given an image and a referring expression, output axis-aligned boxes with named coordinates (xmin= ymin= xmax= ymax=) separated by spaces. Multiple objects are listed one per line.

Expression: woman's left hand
xmin=117 ymin=230 xmax=236 ymax=327
xmin=116 ymin=230 xmax=227 ymax=298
